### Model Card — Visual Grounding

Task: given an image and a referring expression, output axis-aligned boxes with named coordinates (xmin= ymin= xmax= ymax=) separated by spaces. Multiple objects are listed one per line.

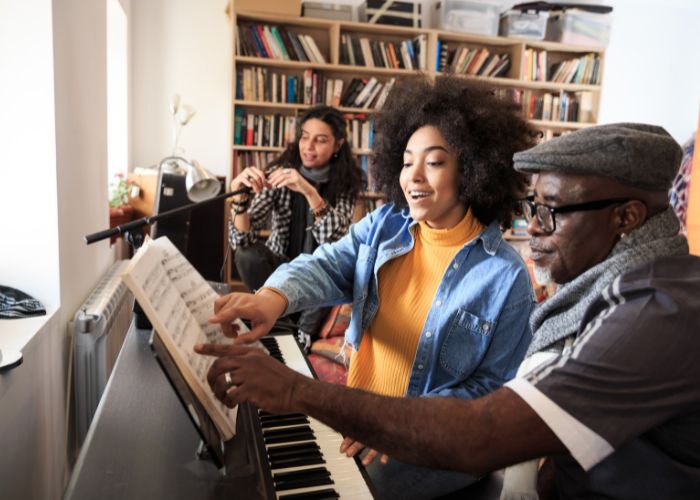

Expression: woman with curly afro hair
xmin=206 ymin=76 xmax=537 ymax=499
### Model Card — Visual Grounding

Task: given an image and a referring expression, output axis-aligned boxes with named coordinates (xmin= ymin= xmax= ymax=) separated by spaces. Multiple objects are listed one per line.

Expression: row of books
xmin=233 ymin=151 xmax=279 ymax=173
xmin=234 ymin=111 xmax=299 ymax=147
xmin=234 ymin=108 xmax=375 ymax=150
xmin=236 ymin=23 xmax=326 ymax=63
xmin=236 ymin=65 xmax=396 ymax=111
xmin=340 ymin=77 xmax=395 ymax=109
xmin=496 ymin=89 xmax=594 ymax=123
xmin=339 ymin=33 xmax=428 ymax=71
xmin=237 ymin=67 xmax=337 ymax=106
xmin=347 ymin=116 xmax=374 ymax=151
xmin=522 ymin=49 xmax=601 ymax=84
xmin=442 ymin=46 xmax=511 ymax=77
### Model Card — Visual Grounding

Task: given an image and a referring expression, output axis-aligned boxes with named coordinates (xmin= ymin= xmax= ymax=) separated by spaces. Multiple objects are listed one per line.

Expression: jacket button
xmin=417 ymin=364 xmax=424 ymax=370
xmin=481 ymin=323 xmax=489 ymax=332
xmin=435 ymin=300 xmax=442 ymax=306
xmin=425 ymin=331 xmax=432 ymax=338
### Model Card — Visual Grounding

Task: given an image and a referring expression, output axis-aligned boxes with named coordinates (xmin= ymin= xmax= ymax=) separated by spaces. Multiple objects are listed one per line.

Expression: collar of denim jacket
xmin=476 ymin=222 xmax=502 ymax=256
xmin=400 ymin=207 xmax=501 ymax=255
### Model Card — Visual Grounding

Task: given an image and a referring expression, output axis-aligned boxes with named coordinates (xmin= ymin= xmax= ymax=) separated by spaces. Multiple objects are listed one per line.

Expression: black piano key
xmin=263 ymin=425 xmax=312 ymax=437
xmin=268 ymin=442 xmax=321 ymax=458
xmin=278 ymin=488 xmax=340 ymax=500
xmin=260 ymin=337 xmax=279 ymax=347
xmin=260 ymin=416 xmax=310 ymax=428
xmin=270 ymin=454 xmax=326 ymax=470
xmin=274 ymin=467 xmax=333 ymax=491
xmin=264 ymin=431 xmax=316 ymax=445
xmin=259 ymin=411 xmax=307 ymax=420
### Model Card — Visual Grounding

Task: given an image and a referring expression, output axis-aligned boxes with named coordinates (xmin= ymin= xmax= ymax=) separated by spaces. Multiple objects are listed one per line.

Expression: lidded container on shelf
xmin=546 ymin=5 xmax=613 ymax=48
xmin=437 ymin=0 xmax=507 ymax=36
xmin=499 ymin=6 xmax=548 ymax=40
xmin=365 ymin=0 xmax=439 ymax=28
xmin=301 ymin=0 xmax=367 ymax=23
xmin=498 ymin=2 xmax=613 ymax=47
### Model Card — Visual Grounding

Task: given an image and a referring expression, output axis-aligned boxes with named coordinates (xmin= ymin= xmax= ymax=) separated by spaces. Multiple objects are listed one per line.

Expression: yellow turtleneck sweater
xmin=346 ymin=209 xmax=484 ymax=397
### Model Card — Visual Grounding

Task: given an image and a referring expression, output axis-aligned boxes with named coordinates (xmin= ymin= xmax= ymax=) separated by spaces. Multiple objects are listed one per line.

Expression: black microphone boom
xmin=85 ymin=186 xmax=251 ymax=245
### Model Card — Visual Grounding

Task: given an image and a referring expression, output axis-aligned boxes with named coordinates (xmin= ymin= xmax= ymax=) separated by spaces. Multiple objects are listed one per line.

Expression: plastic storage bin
xmin=499 ymin=9 xmax=548 ymax=40
xmin=439 ymin=0 xmax=505 ymax=36
xmin=302 ymin=0 xmax=366 ymax=23
xmin=546 ymin=8 xmax=612 ymax=47
xmin=366 ymin=0 xmax=438 ymax=29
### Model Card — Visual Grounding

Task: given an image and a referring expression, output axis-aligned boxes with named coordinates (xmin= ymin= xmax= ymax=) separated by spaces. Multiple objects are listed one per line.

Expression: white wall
xmin=0 ymin=0 xmax=60 ymax=308
xmin=0 ymin=0 xmax=112 ymax=498
xmin=130 ymin=0 xmax=233 ymax=176
xmin=54 ymin=0 xmax=113 ymax=327
xmin=599 ymin=0 xmax=700 ymax=142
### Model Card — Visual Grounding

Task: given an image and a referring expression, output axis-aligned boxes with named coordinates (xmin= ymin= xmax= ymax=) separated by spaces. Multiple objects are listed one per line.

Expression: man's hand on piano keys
xmin=340 ymin=437 xmax=389 ymax=466
xmin=195 ymin=343 xmax=309 ymax=414
xmin=209 ymin=291 xmax=286 ymax=344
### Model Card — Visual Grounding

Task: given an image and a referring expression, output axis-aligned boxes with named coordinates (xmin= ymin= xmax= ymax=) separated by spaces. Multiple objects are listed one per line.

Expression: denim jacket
xmin=266 ymin=204 xmax=534 ymax=399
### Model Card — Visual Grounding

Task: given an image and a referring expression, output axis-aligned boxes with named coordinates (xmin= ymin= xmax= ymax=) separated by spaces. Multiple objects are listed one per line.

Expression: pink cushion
xmin=317 ymin=303 xmax=352 ymax=339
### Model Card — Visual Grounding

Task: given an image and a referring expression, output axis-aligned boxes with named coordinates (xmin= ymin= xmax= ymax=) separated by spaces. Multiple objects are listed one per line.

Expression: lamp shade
xmin=185 ymin=160 xmax=221 ymax=202
xmin=156 ymin=156 xmax=221 ymax=202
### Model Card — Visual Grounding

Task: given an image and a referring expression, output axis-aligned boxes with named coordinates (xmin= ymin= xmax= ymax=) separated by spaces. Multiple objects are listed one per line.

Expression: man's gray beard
xmin=533 ymin=265 xmax=553 ymax=287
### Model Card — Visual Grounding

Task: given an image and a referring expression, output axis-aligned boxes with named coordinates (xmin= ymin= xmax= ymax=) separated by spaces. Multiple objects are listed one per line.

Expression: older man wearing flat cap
xmin=197 ymin=123 xmax=700 ymax=500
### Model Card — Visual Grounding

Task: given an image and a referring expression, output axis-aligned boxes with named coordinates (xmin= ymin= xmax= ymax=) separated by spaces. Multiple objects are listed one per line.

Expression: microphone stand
xmin=85 ymin=187 xmax=250 ymax=245
xmin=84 ymin=187 xmax=250 ymax=328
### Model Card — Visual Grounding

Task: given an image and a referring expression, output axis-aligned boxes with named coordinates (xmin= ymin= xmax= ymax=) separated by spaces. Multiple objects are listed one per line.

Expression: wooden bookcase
xmin=231 ymin=9 xmax=605 ymax=174
xmin=228 ymin=9 xmax=606 ymax=281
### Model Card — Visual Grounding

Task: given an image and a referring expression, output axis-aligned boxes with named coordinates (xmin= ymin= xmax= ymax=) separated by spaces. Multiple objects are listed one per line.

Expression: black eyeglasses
xmin=520 ymin=197 xmax=633 ymax=234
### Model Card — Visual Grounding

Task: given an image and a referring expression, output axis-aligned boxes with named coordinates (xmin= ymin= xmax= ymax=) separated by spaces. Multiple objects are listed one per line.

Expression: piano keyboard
xmin=258 ymin=335 xmax=374 ymax=500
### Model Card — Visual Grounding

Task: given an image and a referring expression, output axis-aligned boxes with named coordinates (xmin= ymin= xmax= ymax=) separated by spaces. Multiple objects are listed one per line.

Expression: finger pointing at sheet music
xmin=209 ymin=289 xmax=287 ymax=344
xmin=194 ymin=343 xmax=307 ymax=414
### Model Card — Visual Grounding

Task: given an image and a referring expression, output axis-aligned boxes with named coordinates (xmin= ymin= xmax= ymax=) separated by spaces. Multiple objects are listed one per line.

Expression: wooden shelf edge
xmin=529 ymin=120 xmax=595 ymax=130
xmin=233 ymin=100 xmax=380 ymax=115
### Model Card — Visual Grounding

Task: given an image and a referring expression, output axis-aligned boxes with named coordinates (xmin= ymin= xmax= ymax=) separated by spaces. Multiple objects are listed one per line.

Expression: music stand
xmin=149 ymin=331 xmax=226 ymax=468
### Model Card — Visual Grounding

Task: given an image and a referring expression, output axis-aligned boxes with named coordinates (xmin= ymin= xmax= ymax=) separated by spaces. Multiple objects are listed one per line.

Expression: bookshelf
xmin=231 ymin=9 xmax=605 ymax=170
xmin=229 ymin=10 xmax=606 ymax=280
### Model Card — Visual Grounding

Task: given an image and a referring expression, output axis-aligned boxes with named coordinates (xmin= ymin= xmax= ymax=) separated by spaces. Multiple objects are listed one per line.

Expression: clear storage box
xmin=545 ymin=8 xmax=612 ymax=48
xmin=438 ymin=0 xmax=505 ymax=36
xmin=302 ymin=0 xmax=366 ymax=23
xmin=366 ymin=0 xmax=438 ymax=29
xmin=499 ymin=9 xmax=548 ymax=40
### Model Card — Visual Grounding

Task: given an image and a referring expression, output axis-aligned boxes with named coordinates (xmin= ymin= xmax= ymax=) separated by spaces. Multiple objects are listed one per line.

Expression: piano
xmin=65 ymin=322 xmax=374 ymax=500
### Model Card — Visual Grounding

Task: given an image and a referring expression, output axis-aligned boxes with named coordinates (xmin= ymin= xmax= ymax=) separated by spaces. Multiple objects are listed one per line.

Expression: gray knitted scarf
xmin=527 ymin=207 xmax=688 ymax=355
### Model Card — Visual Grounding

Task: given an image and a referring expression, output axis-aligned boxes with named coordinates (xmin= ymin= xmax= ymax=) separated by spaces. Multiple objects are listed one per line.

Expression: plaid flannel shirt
xmin=229 ymin=186 xmax=356 ymax=257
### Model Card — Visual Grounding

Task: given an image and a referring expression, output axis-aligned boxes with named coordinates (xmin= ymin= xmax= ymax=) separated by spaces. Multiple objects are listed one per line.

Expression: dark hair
xmin=372 ymin=76 xmax=536 ymax=228
xmin=270 ymin=105 xmax=361 ymax=204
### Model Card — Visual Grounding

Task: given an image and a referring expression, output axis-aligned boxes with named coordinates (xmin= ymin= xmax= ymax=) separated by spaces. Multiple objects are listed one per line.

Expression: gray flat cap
xmin=513 ymin=123 xmax=683 ymax=191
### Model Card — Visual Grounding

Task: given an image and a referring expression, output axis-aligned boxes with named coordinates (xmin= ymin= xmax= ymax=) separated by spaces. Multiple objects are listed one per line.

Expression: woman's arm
xmin=310 ymin=193 xmax=356 ymax=244
xmin=263 ymin=206 xmax=385 ymax=314
xmin=229 ymin=188 xmax=277 ymax=249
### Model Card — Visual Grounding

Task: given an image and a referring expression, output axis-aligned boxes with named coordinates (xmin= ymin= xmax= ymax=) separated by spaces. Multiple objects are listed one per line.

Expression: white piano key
xmin=266 ymin=335 xmax=373 ymax=499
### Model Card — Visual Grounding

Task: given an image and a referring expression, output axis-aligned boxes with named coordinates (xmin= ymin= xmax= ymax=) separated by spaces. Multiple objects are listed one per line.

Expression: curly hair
xmin=269 ymin=105 xmax=361 ymax=205
xmin=372 ymin=76 xmax=536 ymax=228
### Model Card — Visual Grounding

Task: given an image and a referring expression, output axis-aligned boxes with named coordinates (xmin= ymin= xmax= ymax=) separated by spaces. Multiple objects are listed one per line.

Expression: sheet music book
xmin=121 ymin=236 xmax=246 ymax=441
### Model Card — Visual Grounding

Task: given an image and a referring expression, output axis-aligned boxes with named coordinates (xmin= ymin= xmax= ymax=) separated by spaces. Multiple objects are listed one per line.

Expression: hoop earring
xmin=332 ymin=152 xmax=339 ymax=160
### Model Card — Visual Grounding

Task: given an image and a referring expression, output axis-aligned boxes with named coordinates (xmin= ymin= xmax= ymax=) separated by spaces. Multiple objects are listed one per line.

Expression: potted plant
xmin=109 ymin=173 xmax=134 ymax=240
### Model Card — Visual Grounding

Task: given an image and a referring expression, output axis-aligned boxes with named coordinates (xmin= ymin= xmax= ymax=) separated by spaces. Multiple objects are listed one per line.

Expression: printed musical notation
xmin=121 ymin=236 xmax=247 ymax=439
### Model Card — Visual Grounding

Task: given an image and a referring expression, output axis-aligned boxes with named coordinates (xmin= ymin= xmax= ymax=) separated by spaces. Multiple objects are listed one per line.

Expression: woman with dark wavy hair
xmin=229 ymin=105 xmax=361 ymax=338
xmin=212 ymin=76 xmax=536 ymax=498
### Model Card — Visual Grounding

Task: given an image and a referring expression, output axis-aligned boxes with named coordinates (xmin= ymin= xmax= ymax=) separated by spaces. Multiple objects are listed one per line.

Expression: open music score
xmin=121 ymin=236 xmax=246 ymax=441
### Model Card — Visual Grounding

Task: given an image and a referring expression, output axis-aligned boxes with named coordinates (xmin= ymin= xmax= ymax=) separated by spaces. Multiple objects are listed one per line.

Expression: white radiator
xmin=70 ymin=260 xmax=133 ymax=448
